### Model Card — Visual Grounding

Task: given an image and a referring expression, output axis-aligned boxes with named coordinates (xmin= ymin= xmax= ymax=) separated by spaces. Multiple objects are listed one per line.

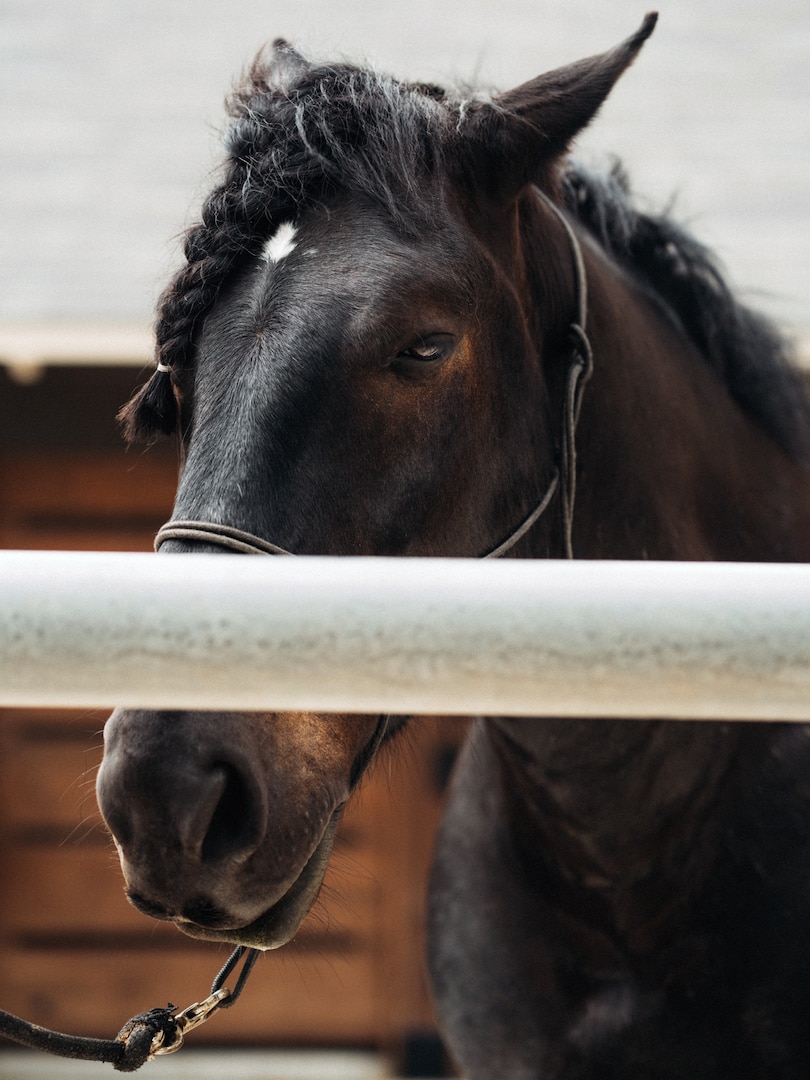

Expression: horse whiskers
xmin=59 ymin=819 xmax=106 ymax=847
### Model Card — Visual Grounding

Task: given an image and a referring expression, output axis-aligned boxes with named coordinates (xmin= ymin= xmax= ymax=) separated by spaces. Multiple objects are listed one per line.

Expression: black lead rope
xmin=0 ymin=945 xmax=261 ymax=1072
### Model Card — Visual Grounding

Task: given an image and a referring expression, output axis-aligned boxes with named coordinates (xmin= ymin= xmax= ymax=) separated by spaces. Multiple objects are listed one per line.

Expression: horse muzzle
xmin=95 ymin=709 xmax=372 ymax=949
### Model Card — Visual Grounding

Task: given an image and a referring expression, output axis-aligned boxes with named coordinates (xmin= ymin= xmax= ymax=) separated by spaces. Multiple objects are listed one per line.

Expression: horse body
xmin=96 ymin=16 xmax=810 ymax=1077
xmin=431 ymin=720 xmax=810 ymax=1078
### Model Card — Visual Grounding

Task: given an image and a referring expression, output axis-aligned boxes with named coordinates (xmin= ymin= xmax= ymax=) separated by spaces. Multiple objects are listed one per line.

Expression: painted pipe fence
xmin=1 ymin=550 xmax=810 ymax=719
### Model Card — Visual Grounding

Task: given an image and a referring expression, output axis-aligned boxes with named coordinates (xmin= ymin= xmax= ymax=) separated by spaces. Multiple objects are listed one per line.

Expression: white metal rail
xmin=1 ymin=551 xmax=809 ymax=719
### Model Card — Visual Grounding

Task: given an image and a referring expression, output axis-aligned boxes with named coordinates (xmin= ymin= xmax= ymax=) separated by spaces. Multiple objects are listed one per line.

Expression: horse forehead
xmin=248 ymin=216 xmax=463 ymax=328
xmin=262 ymin=195 xmax=468 ymax=277
xmin=201 ymin=204 xmax=476 ymax=362
xmin=271 ymin=211 xmax=403 ymax=269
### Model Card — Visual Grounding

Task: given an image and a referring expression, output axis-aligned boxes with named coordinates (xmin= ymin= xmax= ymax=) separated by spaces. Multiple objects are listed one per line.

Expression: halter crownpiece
xmin=154 ymin=188 xmax=592 ymax=561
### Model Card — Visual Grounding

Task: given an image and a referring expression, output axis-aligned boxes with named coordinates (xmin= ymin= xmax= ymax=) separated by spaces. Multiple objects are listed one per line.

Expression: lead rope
xmin=0 ymin=945 xmax=260 ymax=1071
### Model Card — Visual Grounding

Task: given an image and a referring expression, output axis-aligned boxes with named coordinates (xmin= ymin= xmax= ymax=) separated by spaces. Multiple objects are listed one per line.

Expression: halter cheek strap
xmin=154 ymin=188 xmax=592 ymax=561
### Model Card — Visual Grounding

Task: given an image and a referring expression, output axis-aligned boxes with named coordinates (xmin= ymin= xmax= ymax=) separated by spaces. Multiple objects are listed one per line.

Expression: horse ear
xmin=465 ymin=13 xmax=658 ymax=199
xmin=253 ymin=38 xmax=310 ymax=91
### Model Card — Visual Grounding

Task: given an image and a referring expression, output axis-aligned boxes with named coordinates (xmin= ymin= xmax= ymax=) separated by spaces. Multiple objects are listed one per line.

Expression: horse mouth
xmin=173 ymin=811 xmax=342 ymax=950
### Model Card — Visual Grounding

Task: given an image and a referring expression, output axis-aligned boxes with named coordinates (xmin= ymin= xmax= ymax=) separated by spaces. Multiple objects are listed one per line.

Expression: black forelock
xmin=223 ymin=60 xmax=451 ymax=227
xmin=150 ymin=58 xmax=456 ymax=381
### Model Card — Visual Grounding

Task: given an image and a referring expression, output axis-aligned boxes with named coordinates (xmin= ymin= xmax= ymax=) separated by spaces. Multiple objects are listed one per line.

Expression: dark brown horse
xmin=97 ymin=15 xmax=810 ymax=1077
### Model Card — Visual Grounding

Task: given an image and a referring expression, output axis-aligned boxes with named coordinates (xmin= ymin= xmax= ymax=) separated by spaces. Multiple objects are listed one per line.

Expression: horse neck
xmin=488 ymin=717 xmax=756 ymax=898
xmin=537 ymin=226 xmax=810 ymax=562
xmin=486 ymin=206 xmax=810 ymax=913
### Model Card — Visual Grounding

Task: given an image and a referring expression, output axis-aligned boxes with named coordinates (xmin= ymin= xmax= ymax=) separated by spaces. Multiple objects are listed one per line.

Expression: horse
xmin=96 ymin=14 xmax=810 ymax=1077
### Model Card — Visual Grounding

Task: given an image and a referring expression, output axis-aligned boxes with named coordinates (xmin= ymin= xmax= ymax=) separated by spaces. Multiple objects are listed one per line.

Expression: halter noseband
xmin=154 ymin=189 xmax=592 ymax=561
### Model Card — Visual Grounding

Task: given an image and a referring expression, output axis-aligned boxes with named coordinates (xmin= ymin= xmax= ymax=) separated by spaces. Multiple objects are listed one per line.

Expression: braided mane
xmin=163 ymin=58 xmax=450 ymax=359
xmin=119 ymin=47 xmax=452 ymax=441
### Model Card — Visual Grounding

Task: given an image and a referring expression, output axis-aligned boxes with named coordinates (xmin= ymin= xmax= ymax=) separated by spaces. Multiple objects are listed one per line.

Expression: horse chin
xmin=174 ymin=812 xmax=341 ymax=951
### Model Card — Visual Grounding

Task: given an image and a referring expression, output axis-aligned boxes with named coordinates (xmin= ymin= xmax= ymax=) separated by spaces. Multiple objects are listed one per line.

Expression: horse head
xmin=97 ymin=16 xmax=656 ymax=949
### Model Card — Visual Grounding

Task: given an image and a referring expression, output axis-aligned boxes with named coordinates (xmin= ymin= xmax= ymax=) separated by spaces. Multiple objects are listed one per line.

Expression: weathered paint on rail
xmin=1 ymin=551 xmax=809 ymax=718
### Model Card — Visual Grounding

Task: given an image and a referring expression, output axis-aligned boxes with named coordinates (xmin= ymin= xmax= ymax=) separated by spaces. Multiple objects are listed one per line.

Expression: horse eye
xmin=399 ymin=336 xmax=453 ymax=363
xmin=406 ymin=345 xmax=443 ymax=361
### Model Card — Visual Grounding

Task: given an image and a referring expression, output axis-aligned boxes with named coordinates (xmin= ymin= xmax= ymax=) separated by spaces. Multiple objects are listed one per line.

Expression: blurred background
xmin=1 ymin=1 xmax=808 ymax=1076
xmin=2 ymin=0 xmax=808 ymax=332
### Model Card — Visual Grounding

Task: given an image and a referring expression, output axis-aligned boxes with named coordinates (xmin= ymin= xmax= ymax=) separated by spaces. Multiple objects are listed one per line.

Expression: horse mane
xmin=561 ymin=161 xmax=810 ymax=464
xmin=164 ymin=61 xmax=446 ymax=366
xmin=119 ymin=53 xmax=452 ymax=441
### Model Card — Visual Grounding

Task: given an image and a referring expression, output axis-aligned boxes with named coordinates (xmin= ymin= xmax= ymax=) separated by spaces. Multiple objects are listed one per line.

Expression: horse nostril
xmin=98 ymin=710 xmax=268 ymax=881
xmin=200 ymin=762 xmax=265 ymax=864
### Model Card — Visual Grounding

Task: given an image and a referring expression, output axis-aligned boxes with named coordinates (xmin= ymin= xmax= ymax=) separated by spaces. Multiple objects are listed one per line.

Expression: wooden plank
xmin=0 ymin=712 xmax=105 ymax=830
xmin=370 ymin=718 xmax=468 ymax=1046
xmin=0 ymin=452 xmax=176 ymax=550
xmin=0 ymin=453 xmax=176 ymax=517
xmin=1 ymin=944 xmax=378 ymax=1044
